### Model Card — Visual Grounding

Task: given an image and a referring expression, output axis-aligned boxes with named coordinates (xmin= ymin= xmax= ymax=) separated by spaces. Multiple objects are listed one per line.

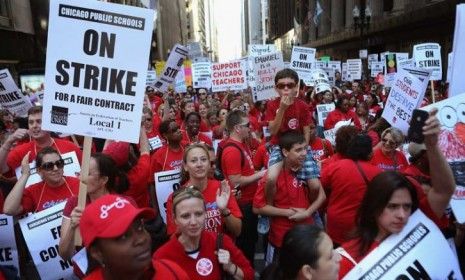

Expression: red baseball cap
xmin=80 ymin=194 xmax=155 ymax=248
xmin=102 ymin=141 xmax=130 ymax=167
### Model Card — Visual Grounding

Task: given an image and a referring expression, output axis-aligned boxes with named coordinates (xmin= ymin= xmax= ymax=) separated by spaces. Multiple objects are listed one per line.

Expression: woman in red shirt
xmin=154 ymin=187 xmax=254 ymax=280
xmin=371 ymin=127 xmax=409 ymax=171
xmin=324 ymin=95 xmax=361 ymax=130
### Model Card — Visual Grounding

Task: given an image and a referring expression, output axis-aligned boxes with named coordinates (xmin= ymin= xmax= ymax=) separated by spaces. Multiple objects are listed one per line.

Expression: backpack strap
xmin=221 ymin=142 xmax=245 ymax=168
xmin=335 ymin=247 xmax=358 ymax=266
xmin=354 ymin=160 xmax=370 ymax=185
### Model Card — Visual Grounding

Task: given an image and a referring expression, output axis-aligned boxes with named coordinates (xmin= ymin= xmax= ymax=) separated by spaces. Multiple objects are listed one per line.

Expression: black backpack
xmin=214 ymin=141 xmax=245 ymax=181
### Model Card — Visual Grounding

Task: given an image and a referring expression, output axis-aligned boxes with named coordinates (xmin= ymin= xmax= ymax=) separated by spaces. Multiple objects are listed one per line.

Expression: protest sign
xmin=370 ymin=62 xmax=384 ymax=78
xmin=380 ymin=52 xmax=389 ymax=65
xmin=447 ymin=52 xmax=453 ymax=83
xmin=154 ymin=44 xmax=188 ymax=92
xmin=211 ymin=60 xmax=247 ymax=92
xmin=154 ymin=170 xmax=181 ymax=223
xmin=0 ymin=69 xmax=33 ymax=117
xmin=359 ymin=49 xmax=368 ymax=59
xmin=384 ymin=53 xmax=398 ymax=87
xmin=413 ymin=43 xmax=442 ymax=81
xmin=316 ymin=104 xmax=335 ymax=127
xmin=251 ymin=52 xmax=284 ymax=102
xmin=323 ymin=129 xmax=336 ymax=146
xmin=382 ymin=68 xmax=431 ymax=134
xmin=398 ymin=59 xmax=415 ymax=70
xmin=146 ymin=70 xmax=156 ymax=87
xmin=450 ymin=5 xmax=465 ymax=97
xmin=327 ymin=61 xmax=341 ymax=73
xmin=341 ymin=63 xmax=348 ymax=81
xmin=395 ymin=52 xmax=409 ymax=62
xmin=174 ymin=65 xmax=187 ymax=92
xmin=315 ymin=61 xmax=327 ymax=69
xmin=148 ymin=135 xmax=163 ymax=152
xmin=43 ymin=0 xmax=154 ymax=143
xmin=15 ymin=151 xmax=81 ymax=188
xmin=0 ymin=215 xmax=19 ymax=276
xmin=19 ymin=202 xmax=74 ymax=280
xmin=346 ymin=59 xmax=362 ymax=80
xmin=367 ymin=54 xmax=378 ymax=69
xmin=183 ymin=60 xmax=193 ymax=86
xmin=290 ymin=46 xmax=316 ymax=84
xmin=343 ymin=210 xmax=463 ymax=280
xmin=322 ymin=68 xmax=335 ymax=86
xmin=192 ymin=61 xmax=212 ymax=89
xmin=422 ymin=93 xmax=465 ymax=223
xmin=248 ymin=44 xmax=277 ymax=57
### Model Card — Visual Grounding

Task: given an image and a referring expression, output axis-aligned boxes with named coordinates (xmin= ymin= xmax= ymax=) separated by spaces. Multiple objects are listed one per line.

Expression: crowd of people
xmin=0 ymin=68 xmax=463 ymax=280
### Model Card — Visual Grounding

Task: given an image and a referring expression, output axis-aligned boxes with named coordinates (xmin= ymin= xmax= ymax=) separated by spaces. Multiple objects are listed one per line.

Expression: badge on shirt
xmin=196 ymin=258 xmax=213 ymax=276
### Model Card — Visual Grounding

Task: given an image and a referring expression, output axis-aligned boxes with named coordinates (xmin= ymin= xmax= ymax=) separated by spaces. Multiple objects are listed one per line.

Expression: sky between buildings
xmin=214 ymin=0 xmax=242 ymax=62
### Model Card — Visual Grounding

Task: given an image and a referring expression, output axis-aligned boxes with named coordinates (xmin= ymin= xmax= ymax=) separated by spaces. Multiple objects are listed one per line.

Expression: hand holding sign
xmin=70 ymin=206 xmax=83 ymax=229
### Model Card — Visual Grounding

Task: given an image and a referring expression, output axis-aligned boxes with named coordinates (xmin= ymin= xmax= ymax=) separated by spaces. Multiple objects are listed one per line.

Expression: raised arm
xmin=3 ymin=152 xmax=30 ymax=215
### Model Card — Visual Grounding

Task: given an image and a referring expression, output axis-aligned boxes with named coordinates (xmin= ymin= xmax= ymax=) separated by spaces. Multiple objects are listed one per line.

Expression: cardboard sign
xmin=346 ymin=59 xmax=362 ymax=81
xmin=251 ymin=52 xmax=284 ymax=102
xmin=248 ymin=44 xmax=277 ymax=57
xmin=316 ymin=103 xmax=335 ymax=127
xmin=154 ymin=169 xmax=181 ymax=223
xmin=0 ymin=215 xmax=19 ymax=276
xmin=370 ymin=62 xmax=384 ymax=78
xmin=422 ymin=93 xmax=465 ymax=223
xmin=382 ymin=67 xmax=431 ymax=134
xmin=42 ymin=0 xmax=154 ymax=143
xmin=359 ymin=49 xmax=368 ymax=59
xmin=413 ymin=43 xmax=442 ymax=81
xmin=343 ymin=210 xmax=463 ymax=280
xmin=211 ymin=60 xmax=247 ymax=92
xmin=15 ymin=151 xmax=81 ymax=188
xmin=19 ymin=203 xmax=74 ymax=280
xmin=146 ymin=70 xmax=156 ymax=87
xmin=0 ymin=69 xmax=33 ymax=117
xmin=290 ymin=46 xmax=316 ymax=84
xmin=192 ymin=61 xmax=212 ymax=89
xmin=154 ymin=44 xmax=188 ymax=92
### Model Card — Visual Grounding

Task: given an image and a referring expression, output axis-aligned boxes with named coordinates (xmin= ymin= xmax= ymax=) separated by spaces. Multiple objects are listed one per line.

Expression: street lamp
xmin=352 ymin=4 xmax=372 ymax=31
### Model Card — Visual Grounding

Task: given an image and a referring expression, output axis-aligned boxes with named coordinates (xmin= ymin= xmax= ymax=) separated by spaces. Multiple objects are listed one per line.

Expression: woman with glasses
xmin=165 ymin=143 xmax=242 ymax=237
xmin=3 ymin=146 xmax=79 ymax=215
xmin=154 ymin=187 xmax=254 ymax=280
xmin=370 ymin=127 xmax=409 ymax=171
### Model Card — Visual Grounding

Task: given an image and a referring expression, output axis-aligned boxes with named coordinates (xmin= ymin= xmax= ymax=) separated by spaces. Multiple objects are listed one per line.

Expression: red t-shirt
xmin=253 ymin=170 xmax=314 ymax=247
xmin=181 ymin=130 xmax=213 ymax=147
xmin=165 ymin=180 xmax=242 ymax=235
xmin=152 ymin=259 xmax=190 ymax=280
xmin=321 ymin=160 xmax=381 ymax=244
xmin=338 ymin=239 xmax=380 ymax=279
xmin=21 ymin=176 xmax=80 ymax=214
xmin=125 ymin=154 xmax=151 ymax=208
xmin=149 ymin=145 xmax=184 ymax=183
xmin=367 ymin=130 xmax=381 ymax=147
xmin=265 ymin=98 xmax=312 ymax=144
xmin=309 ymin=137 xmax=334 ymax=162
xmin=153 ymin=231 xmax=254 ymax=280
xmin=7 ymin=138 xmax=83 ymax=172
xmin=253 ymin=143 xmax=270 ymax=170
xmin=221 ymin=139 xmax=257 ymax=205
xmin=370 ymin=148 xmax=409 ymax=172
xmin=323 ymin=108 xmax=361 ymax=130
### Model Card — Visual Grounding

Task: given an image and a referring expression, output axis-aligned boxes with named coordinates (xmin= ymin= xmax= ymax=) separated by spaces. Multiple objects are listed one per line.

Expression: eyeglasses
xmin=145 ymin=118 xmax=152 ymax=122
xmin=382 ymin=138 xmax=397 ymax=146
xmin=276 ymin=82 xmax=296 ymax=90
xmin=40 ymin=159 xmax=65 ymax=171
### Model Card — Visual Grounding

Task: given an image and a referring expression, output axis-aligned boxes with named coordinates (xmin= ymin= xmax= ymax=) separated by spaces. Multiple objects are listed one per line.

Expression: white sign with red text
xmin=211 ymin=60 xmax=247 ymax=92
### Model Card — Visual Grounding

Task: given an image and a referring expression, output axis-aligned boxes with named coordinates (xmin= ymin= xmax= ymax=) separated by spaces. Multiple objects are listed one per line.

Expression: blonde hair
xmin=180 ymin=143 xmax=211 ymax=184
xmin=172 ymin=186 xmax=205 ymax=216
xmin=381 ymin=127 xmax=404 ymax=146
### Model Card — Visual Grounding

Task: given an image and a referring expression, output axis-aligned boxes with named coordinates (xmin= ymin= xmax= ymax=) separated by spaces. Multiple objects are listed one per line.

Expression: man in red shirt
xmin=253 ymin=131 xmax=325 ymax=264
xmin=0 ymin=106 xmax=82 ymax=175
xmin=221 ymin=110 xmax=266 ymax=265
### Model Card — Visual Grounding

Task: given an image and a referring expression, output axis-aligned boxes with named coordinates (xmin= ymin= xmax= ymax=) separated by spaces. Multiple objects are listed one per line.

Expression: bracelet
xmin=221 ymin=209 xmax=231 ymax=217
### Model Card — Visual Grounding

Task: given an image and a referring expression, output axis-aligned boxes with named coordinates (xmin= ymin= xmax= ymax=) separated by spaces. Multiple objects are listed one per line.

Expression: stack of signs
xmin=422 ymin=93 xmax=465 ymax=224
xmin=327 ymin=61 xmax=341 ymax=73
xmin=367 ymin=53 xmax=379 ymax=69
xmin=384 ymin=53 xmax=398 ymax=87
xmin=343 ymin=210 xmax=463 ymax=280
xmin=450 ymin=4 xmax=465 ymax=97
xmin=346 ymin=59 xmax=362 ymax=81
xmin=0 ymin=215 xmax=19 ymax=277
xmin=413 ymin=43 xmax=442 ymax=81
xmin=154 ymin=44 xmax=188 ymax=93
xmin=290 ymin=46 xmax=316 ymax=86
xmin=251 ymin=52 xmax=284 ymax=102
xmin=146 ymin=70 xmax=157 ymax=87
xmin=211 ymin=60 xmax=247 ymax=92
xmin=381 ymin=67 xmax=431 ymax=134
xmin=42 ymin=0 xmax=154 ymax=143
xmin=19 ymin=203 xmax=74 ymax=280
xmin=192 ymin=61 xmax=212 ymax=89
xmin=0 ymin=69 xmax=33 ymax=117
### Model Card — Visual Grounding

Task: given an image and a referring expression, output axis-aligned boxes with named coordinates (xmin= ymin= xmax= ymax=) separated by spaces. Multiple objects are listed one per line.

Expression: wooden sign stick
xmin=430 ymin=80 xmax=436 ymax=103
xmin=74 ymin=136 xmax=92 ymax=246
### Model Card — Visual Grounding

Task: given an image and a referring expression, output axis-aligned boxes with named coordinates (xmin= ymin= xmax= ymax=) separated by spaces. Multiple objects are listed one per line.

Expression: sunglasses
xmin=145 ymin=118 xmax=152 ymax=122
xmin=276 ymin=82 xmax=296 ymax=90
xmin=40 ymin=159 xmax=65 ymax=171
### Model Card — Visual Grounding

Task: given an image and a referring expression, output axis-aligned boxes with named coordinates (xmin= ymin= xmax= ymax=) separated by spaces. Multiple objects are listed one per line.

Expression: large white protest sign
xmin=413 ymin=43 xmax=442 ymax=81
xmin=343 ymin=210 xmax=463 ymax=280
xmin=370 ymin=62 xmax=384 ymax=78
xmin=290 ymin=46 xmax=316 ymax=84
xmin=43 ymin=0 xmax=153 ymax=143
xmin=211 ymin=60 xmax=247 ymax=92
xmin=154 ymin=44 xmax=188 ymax=93
xmin=346 ymin=59 xmax=362 ymax=80
xmin=450 ymin=5 xmax=465 ymax=97
xmin=251 ymin=52 xmax=284 ymax=102
xmin=0 ymin=215 xmax=19 ymax=276
xmin=192 ymin=61 xmax=212 ymax=89
xmin=15 ymin=151 xmax=81 ymax=188
xmin=422 ymin=93 xmax=465 ymax=223
xmin=248 ymin=44 xmax=277 ymax=57
xmin=19 ymin=202 xmax=74 ymax=280
xmin=316 ymin=104 xmax=335 ymax=127
xmin=327 ymin=61 xmax=341 ymax=73
xmin=154 ymin=169 xmax=181 ymax=223
xmin=382 ymin=68 xmax=431 ymax=134
xmin=0 ymin=69 xmax=33 ymax=117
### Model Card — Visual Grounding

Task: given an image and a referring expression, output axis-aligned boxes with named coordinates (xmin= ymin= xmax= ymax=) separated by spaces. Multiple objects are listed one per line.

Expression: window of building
xmin=0 ymin=0 xmax=12 ymax=28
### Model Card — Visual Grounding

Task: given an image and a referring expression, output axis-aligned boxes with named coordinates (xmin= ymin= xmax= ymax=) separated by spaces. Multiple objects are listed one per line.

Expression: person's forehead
xmin=276 ymin=77 xmax=295 ymax=84
xmin=28 ymin=113 xmax=42 ymax=120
